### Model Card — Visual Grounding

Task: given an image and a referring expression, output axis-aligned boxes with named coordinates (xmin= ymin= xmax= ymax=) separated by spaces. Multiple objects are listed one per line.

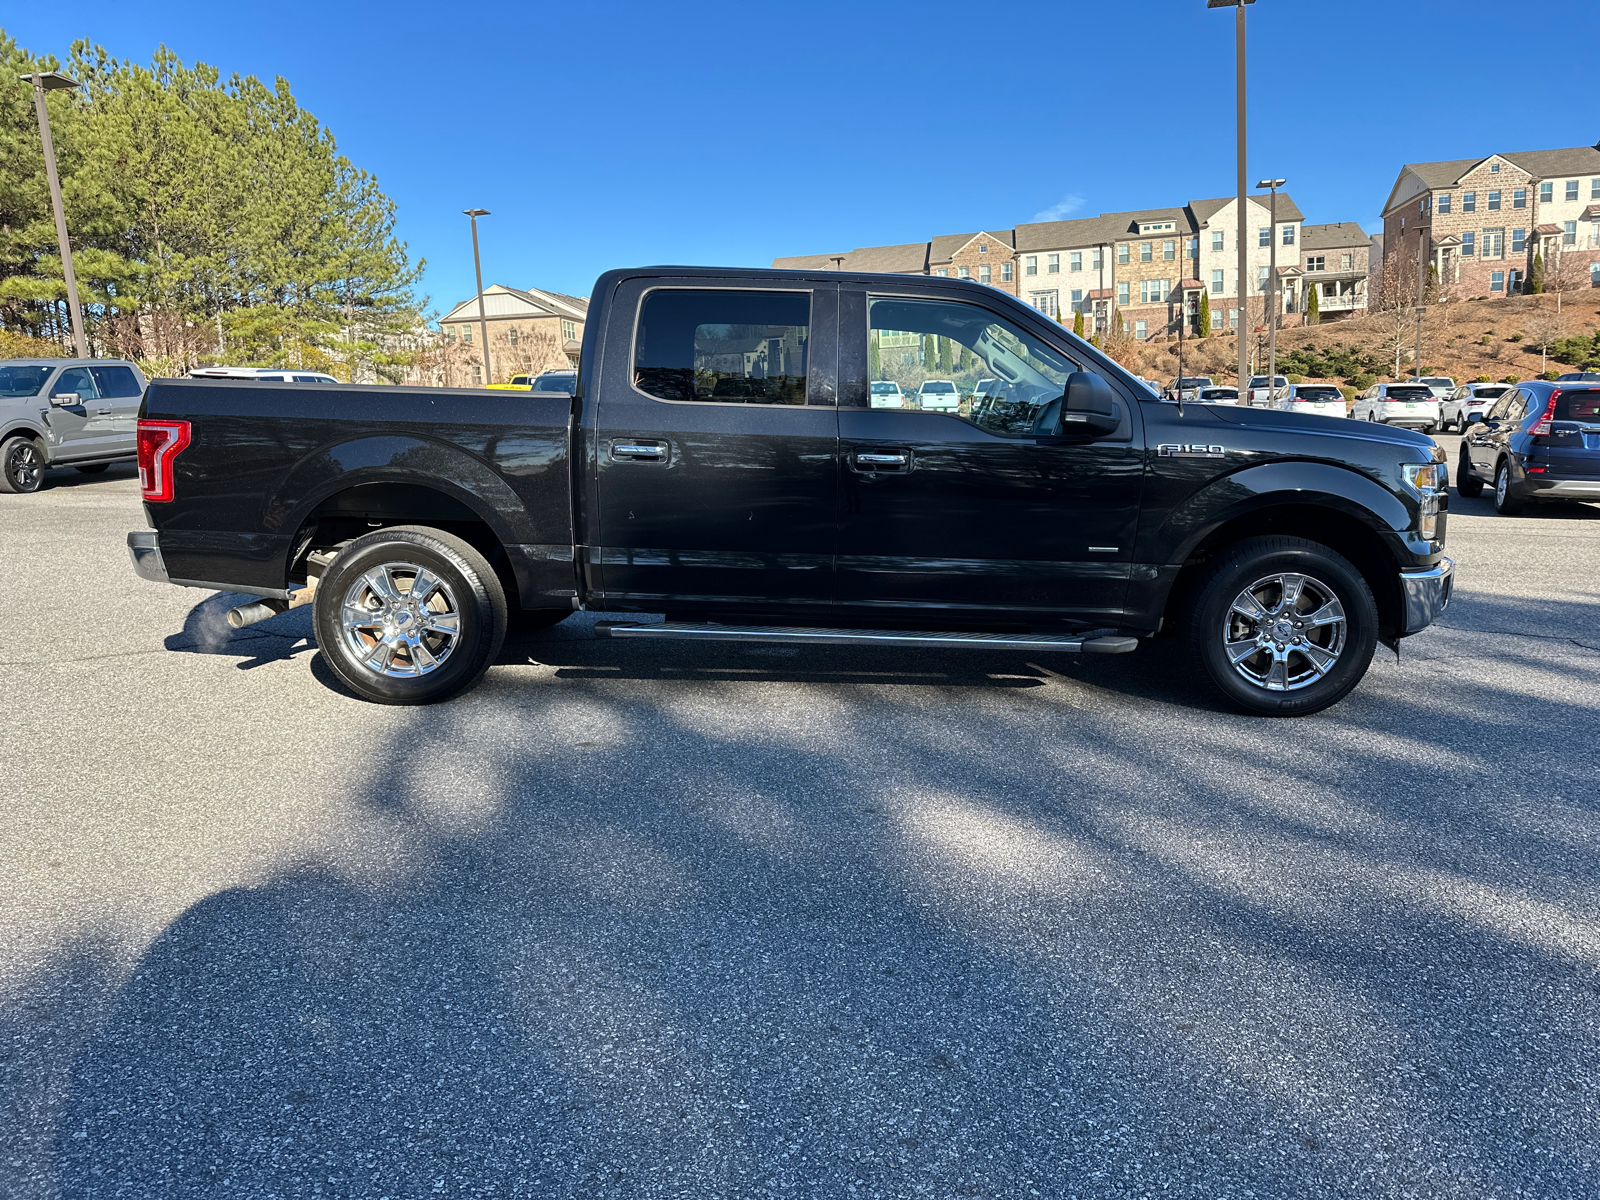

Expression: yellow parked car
xmin=485 ymin=374 xmax=534 ymax=390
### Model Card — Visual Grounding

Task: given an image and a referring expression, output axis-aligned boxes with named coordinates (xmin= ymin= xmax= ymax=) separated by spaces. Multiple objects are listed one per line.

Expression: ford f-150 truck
xmin=127 ymin=266 xmax=1453 ymax=716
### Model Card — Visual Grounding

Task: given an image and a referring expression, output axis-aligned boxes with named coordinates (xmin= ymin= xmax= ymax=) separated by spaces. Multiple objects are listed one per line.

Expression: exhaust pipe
xmin=226 ymin=579 xmax=318 ymax=629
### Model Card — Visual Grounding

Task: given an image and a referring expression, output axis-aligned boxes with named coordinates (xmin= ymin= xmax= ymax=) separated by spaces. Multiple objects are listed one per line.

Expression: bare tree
xmin=1544 ymin=247 xmax=1593 ymax=314
xmin=1372 ymin=252 xmax=1418 ymax=378
xmin=1523 ymin=300 xmax=1573 ymax=376
xmin=490 ymin=323 xmax=564 ymax=380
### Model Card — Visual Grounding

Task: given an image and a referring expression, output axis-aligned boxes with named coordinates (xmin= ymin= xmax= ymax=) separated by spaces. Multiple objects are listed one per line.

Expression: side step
xmin=592 ymin=621 xmax=1139 ymax=655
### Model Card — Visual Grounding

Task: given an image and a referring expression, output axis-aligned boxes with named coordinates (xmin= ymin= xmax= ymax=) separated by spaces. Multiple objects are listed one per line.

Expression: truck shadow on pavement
xmin=27 ymin=588 xmax=1600 ymax=1199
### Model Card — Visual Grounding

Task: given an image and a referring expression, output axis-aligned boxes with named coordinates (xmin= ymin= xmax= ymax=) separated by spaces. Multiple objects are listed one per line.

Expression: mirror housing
xmin=1465 ymin=411 xmax=1483 ymax=423
xmin=1035 ymin=371 xmax=1119 ymax=437
xmin=49 ymin=392 xmax=81 ymax=407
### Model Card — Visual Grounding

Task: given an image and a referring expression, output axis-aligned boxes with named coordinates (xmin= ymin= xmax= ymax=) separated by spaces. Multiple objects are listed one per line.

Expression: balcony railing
xmin=1317 ymin=291 xmax=1365 ymax=311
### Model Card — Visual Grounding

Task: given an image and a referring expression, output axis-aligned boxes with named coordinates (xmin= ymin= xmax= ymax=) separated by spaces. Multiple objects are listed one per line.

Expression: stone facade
xmin=436 ymin=285 xmax=588 ymax=384
xmin=928 ymin=232 xmax=1019 ymax=296
xmin=1381 ymin=145 xmax=1600 ymax=303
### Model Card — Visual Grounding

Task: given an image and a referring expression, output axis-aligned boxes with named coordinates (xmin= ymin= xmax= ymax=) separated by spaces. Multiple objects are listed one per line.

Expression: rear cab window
xmin=634 ymin=289 xmax=809 ymax=405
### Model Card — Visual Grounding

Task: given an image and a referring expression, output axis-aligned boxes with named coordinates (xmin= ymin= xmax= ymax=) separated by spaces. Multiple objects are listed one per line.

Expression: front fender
xmin=1150 ymin=461 xmax=1417 ymax=566
xmin=267 ymin=435 xmax=535 ymax=547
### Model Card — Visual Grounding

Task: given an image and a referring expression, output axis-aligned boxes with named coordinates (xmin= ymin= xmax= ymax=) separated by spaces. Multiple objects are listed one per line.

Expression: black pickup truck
xmin=128 ymin=266 xmax=1453 ymax=716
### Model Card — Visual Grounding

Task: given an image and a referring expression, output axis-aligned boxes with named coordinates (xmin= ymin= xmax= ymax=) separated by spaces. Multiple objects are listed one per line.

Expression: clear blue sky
xmin=10 ymin=0 xmax=1600 ymax=318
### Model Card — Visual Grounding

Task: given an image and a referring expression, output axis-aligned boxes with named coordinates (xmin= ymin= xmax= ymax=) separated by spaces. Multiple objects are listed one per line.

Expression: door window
xmin=89 ymin=365 xmax=142 ymax=397
xmin=633 ymin=289 xmax=809 ymax=405
xmin=868 ymin=295 xmax=1085 ymax=438
xmin=51 ymin=367 xmax=100 ymax=401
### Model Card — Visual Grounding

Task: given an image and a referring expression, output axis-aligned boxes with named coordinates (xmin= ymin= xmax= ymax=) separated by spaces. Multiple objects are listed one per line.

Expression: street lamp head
xmin=463 ymin=208 xmax=490 ymax=218
xmin=1255 ymin=178 xmax=1286 ymax=189
xmin=20 ymin=71 xmax=80 ymax=92
xmin=1206 ymin=0 xmax=1254 ymax=7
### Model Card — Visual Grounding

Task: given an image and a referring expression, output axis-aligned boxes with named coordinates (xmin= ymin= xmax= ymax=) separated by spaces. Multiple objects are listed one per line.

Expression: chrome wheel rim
xmin=1496 ymin=467 xmax=1508 ymax=506
xmin=340 ymin=561 xmax=461 ymax=677
xmin=8 ymin=442 xmax=41 ymax=490
xmin=1223 ymin=572 xmax=1347 ymax=692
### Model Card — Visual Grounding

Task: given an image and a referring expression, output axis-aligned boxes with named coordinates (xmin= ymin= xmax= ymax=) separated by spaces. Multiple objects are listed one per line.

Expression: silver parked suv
xmin=0 ymin=359 xmax=148 ymax=493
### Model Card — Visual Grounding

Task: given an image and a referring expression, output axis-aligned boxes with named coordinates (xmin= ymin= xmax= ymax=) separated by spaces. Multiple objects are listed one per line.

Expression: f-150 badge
xmin=1157 ymin=443 xmax=1226 ymax=458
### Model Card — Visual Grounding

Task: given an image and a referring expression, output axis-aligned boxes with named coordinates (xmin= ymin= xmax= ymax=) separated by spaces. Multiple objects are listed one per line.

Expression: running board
xmin=592 ymin=621 xmax=1139 ymax=655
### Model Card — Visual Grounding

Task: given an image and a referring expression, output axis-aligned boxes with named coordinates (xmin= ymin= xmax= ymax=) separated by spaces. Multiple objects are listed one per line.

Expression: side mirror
xmin=1047 ymin=371 xmax=1120 ymax=436
xmin=1466 ymin=412 xmax=1483 ymax=423
xmin=50 ymin=392 xmax=81 ymax=407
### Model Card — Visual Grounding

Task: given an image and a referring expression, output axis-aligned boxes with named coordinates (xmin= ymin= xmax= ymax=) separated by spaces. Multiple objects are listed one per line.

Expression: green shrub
xmin=1471 ymin=374 xmax=1492 ymax=383
xmin=1338 ymin=386 xmax=1356 ymax=400
xmin=1286 ymin=374 xmax=1305 ymax=385
xmin=1479 ymin=334 xmax=1493 ymax=345
xmin=1279 ymin=342 xmax=1382 ymax=380
xmin=1549 ymin=330 xmax=1600 ymax=368
xmin=1508 ymin=333 xmax=1524 ymax=342
xmin=1539 ymin=370 xmax=1560 ymax=381
xmin=1500 ymin=375 xmax=1521 ymax=384
xmin=1347 ymin=372 xmax=1377 ymax=391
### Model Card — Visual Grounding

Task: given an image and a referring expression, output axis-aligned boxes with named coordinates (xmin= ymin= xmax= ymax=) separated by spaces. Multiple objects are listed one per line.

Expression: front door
xmin=590 ymin=277 xmax=838 ymax=616
xmin=836 ymin=288 xmax=1145 ymax=625
xmin=44 ymin=366 xmax=119 ymax=459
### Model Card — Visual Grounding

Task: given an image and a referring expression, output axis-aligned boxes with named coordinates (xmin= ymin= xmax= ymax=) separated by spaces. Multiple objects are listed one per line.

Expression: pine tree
xmin=1305 ymin=285 xmax=1320 ymax=326
xmin=921 ymin=334 xmax=935 ymax=366
xmin=1072 ymin=308 xmax=1085 ymax=337
xmin=1528 ymin=252 xmax=1545 ymax=294
xmin=869 ymin=337 xmax=880 ymax=379
xmin=959 ymin=346 xmax=972 ymax=372
xmin=938 ymin=336 xmax=952 ymax=374
xmin=1197 ymin=291 xmax=1211 ymax=338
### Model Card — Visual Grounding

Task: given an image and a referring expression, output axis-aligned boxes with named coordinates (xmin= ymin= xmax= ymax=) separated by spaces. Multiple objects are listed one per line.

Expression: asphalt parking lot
xmin=4 ymin=437 xmax=1599 ymax=1200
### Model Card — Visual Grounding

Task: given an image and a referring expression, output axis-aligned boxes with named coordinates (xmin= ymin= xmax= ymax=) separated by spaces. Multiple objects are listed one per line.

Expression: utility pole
xmin=1414 ymin=208 xmax=1429 ymax=378
xmin=23 ymin=71 xmax=88 ymax=359
xmin=1257 ymin=177 xmax=1285 ymax=405
xmin=464 ymin=208 xmax=493 ymax=385
xmin=1205 ymin=0 xmax=1257 ymax=396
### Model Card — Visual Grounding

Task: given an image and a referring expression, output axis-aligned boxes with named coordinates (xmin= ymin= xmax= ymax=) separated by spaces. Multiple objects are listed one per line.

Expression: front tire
xmin=312 ymin=525 xmax=508 ymax=704
xmin=1493 ymin=461 xmax=1525 ymax=516
xmin=0 ymin=436 xmax=46 ymax=494
xmin=1184 ymin=536 xmax=1378 ymax=717
xmin=1456 ymin=447 xmax=1484 ymax=497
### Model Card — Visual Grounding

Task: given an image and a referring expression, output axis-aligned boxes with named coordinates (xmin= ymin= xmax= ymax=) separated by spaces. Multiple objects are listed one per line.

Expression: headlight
xmin=1401 ymin=463 xmax=1446 ymax=495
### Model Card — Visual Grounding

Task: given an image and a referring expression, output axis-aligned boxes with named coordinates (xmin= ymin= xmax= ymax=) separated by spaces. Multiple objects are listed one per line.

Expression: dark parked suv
xmin=1457 ymin=381 xmax=1600 ymax=514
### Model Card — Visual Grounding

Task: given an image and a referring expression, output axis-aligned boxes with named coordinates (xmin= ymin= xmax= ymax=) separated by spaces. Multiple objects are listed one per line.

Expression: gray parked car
xmin=0 ymin=358 xmax=147 ymax=493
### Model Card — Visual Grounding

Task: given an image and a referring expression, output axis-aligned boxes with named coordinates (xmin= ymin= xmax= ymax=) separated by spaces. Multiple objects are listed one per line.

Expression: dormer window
xmin=979 ymin=243 xmax=988 ymax=253
xmin=1491 ymin=162 xmax=1500 ymax=173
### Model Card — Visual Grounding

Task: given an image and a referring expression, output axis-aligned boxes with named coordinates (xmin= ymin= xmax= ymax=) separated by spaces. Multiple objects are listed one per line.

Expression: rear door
xmin=88 ymin=364 xmax=145 ymax=450
xmin=589 ymin=275 xmax=839 ymax=616
xmin=835 ymin=285 xmax=1144 ymax=623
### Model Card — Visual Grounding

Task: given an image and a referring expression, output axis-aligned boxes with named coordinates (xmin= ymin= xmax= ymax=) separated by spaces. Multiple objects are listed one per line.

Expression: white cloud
xmin=1032 ymin=193 xmax=1086 ymax=223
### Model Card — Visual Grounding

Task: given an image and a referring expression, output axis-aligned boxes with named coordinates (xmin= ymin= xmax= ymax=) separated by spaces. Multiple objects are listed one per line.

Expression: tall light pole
xmin=1257 ymin=177 xmax=1285 ymax=405
xmin=1209 ymin=0 xmax=1255 ymax=395
xmin=463 ymin=208 xmax=492 ymax=385
xmin=22 ymin=71 xmax=88 ymax=359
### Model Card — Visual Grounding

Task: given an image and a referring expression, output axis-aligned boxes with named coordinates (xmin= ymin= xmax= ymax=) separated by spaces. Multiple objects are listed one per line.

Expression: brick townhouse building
xmin=435 ymin=284 xmax=588 ymax=384
xmin=776 ymin=192 xmax=1356 ymax=344
xmin=1381 ymin=142 xmax=1600 ymax=302
xmin=1298 ymin=222 xmax=1371 ymax=321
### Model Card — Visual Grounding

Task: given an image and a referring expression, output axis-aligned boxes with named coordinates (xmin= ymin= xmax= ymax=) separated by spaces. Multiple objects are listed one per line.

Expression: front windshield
xmin=0 ymin=366 xmax=53 ymax=397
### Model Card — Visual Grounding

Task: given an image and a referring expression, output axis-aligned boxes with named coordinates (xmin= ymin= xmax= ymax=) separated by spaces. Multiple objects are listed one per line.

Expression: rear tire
xmin=1456 ymin=447 xmax=1484 ymax=497
xmin=312 ymin=525 xmax=507 ymax=704
xmin=1183 ymin=536 xmax=1378 ymax=717
xmin=0 ymin=436 xmax=46 ymax=494
xmin=1493 ymin=461 xmax=1525 ymax=516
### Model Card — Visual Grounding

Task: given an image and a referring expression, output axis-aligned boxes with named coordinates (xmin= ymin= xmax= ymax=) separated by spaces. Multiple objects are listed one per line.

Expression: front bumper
xmin=128 ymin=530 xmax=168 ymax=584
xmin=1398 ymin=557 xmax=1455 ymax=635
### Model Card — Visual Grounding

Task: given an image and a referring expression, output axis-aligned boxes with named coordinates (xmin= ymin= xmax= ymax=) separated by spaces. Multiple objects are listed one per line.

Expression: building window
xmin=1210 ymin=269 xmax=1224 ymax=293
xmin=1257 ymin=265 xmax=1270 ymax=288
xmin=1567 ymin=179 xmax=1581 ymax=201
xmin=1490 ymin=162 xmax=1500 ymax=173
xmin=1508 ymin=269 xmax=1523 ymax=293
xmin=1091 ymin=248 xmax=1102 ymax=269
xmin=472 ymin=365 xmax=482 ymax=384
xmin=445 ymin=326 xmax=456 ymax=343
xmin=1187 ymin=238 xmax=1198 ymax=258
xmin=1437 ymin=192 xmax=1452 ymax=214
xmin=1463 ymin=191 xmax=1476 ymax=213
xmin=1211 ymin=231 xmax=1224 ymax=251
xmin=1025 ymin=255 xmax=1037 ymax=275
xmin=1117 ymin=244 xmax=1130 ymax=264
xmin=1592 ymin=179 xmax=1600 ymax=199
xmin=1048 ymin=253 xmax=1060 ymax=273
xmin=1490 ymin=270 xmax=1504 ymax=292
xmin=1134 ymin=320 xmax=1148 ymax=339
xmin=1029 ymin=291 xmax=1058 ymax=316
xmin=1069 ymin=252 xmax=1081 ymax=272
xmin=1070 ymin=288 xmax=1083 ymax=308
xmin=1000 ymin=262 xmax=1013 ymax=282
xmin=1564 ymin=220 xmax=1578 ymax=246
xmin=1540 ymin=182 xmax=1554 ymax=203
xmin=1461 ymin=232 xmax=1475 ymax=256
xmin=1341 ymin=253 xmax=1353 ymax=271
xmin=1258 ymin=227 xmax=1270 ymax=247
xmin=978 ymin=243 xmax=987 ymax=253
xmin=1116 ymin=281 xmax=1130 ymax=305
xmin=958 ymin=266 xmax=970 ymax=278
xmin=1591 ymin=261 xmax=1600 ymax=282
xmin=1229 ymin=307 xmax=1239 ymax=327
xmin=1482 ymin=228 xmax=1504 ymax=258
xmin=1162 ymin=240 xmax=1175 ymax=261
xmin=1487 ymin=190 xmax=1501 ymax=211
xmin=562 ymin=320 xmax=576 ymax=340
xmin=979 ymin=264 xmax=991 ymax=282
xmin=1513 ymin=188 xmax=1526 ymax=209
xmin=1140 ymin=242 xmax=1153 ymax=262
xmin=1511 ymin=228 xmax=1526 ymax=253
xmin=1305 ymin=255 xmax=1326 ymax=272
xmin=1282 ymin=225 xmax=1295 ymax=246
xmin=935 ymin=268 xmax=948 ymax=277
xmin=509 ymin=327 xmax=520 ymax=346
xmin=462 ymin=325 xmax=472 ymax=344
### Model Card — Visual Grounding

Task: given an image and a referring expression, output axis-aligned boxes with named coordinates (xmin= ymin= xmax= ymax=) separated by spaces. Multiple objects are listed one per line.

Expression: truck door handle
xmin=853 ymin=450 xmax=912 ymax=473
xmin=96 ymin=407 xmax=112 ymax=415
xmin=610 ymin=440 xmax=668 ymax=462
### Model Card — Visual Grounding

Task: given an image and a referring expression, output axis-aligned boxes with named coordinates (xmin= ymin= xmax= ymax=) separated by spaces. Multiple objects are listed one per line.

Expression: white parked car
xmin=1349 ymin=382 xmax=1441 ymax=431
xmin=869 ymin=380 xmax=906 ymax=409
xmin=1408 ymin=376 xmax=1457 ymax=399
xmin=915 ymin=380 xmax=961 ymax=412
xmin=1246 ymin=375 xmax=1289 ymax=406
xmin=187 ymin=366 xmax=339 ymax=384
xmin=1196 ymin=386 xmax=1240 ymax=404
xmin=1166 ymin=375 xmax=1214 ymax=402
xmin=1439 ymin=382 xmax=1510 ymax=432
xmin=1275 ymin=384 xmax=1348 ymax=418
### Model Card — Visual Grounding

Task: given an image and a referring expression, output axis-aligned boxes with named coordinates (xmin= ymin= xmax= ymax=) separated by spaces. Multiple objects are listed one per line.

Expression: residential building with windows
xmin=1380 ymin=142 xmax=1600 ymax=301
xmin=436 ymin=284 xmax=589 ymax=382
xmin=774 ymin=233 xmax=1020 ymax=296
xmin=1299 ymin=223 xmax=1371 ymax=320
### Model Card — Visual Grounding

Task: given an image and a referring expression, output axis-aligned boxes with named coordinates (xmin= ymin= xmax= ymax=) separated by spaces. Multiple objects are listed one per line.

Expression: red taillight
xmin=137 ymin=419 xmax=190 ymax=502
xmin=1529 ymin=391 xmax=1559 ymax=437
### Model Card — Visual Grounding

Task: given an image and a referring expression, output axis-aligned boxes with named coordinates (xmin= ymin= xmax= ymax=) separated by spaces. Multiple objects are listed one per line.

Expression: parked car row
xmin=0 ymin=358 xmax=148 ymax=493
